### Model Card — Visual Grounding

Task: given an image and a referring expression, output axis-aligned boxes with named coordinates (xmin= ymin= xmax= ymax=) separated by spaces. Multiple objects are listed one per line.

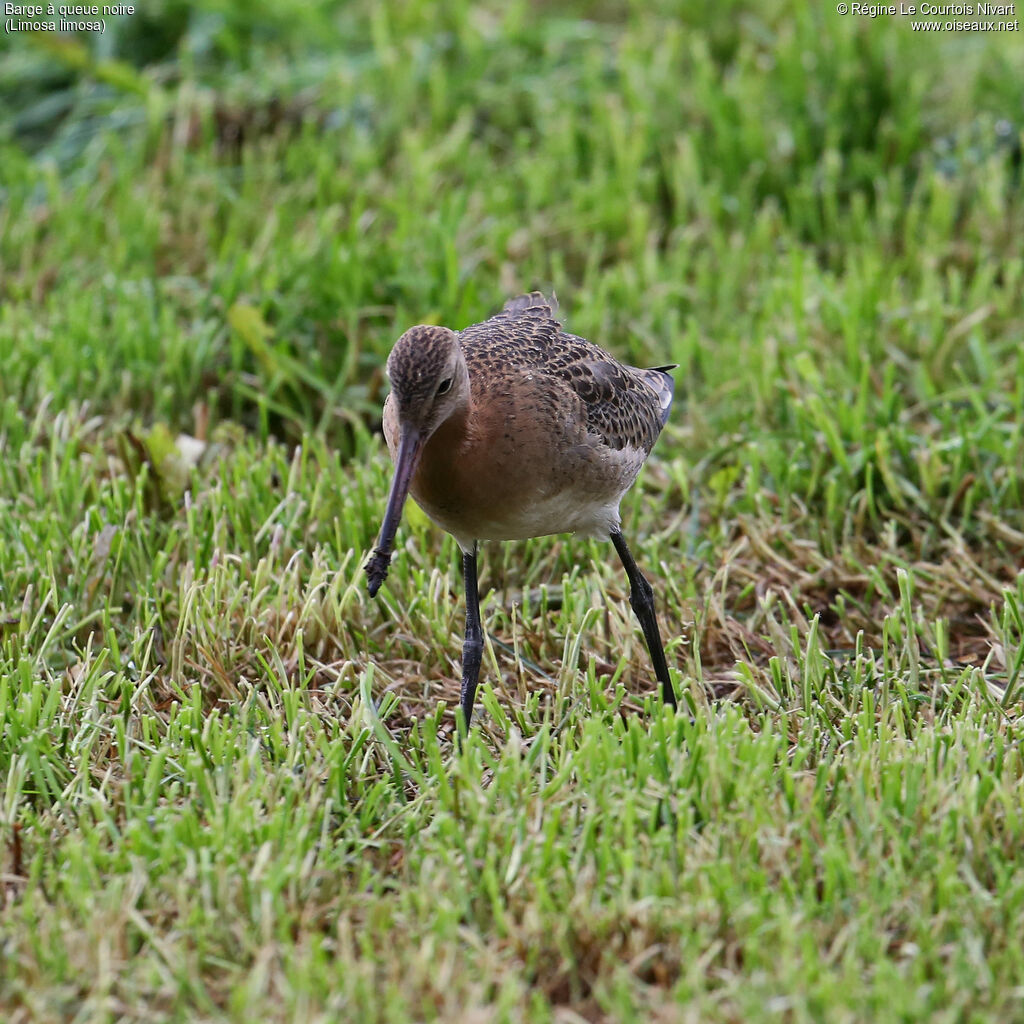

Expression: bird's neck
xmin=413 ymin=400 xmax=474 ymax=510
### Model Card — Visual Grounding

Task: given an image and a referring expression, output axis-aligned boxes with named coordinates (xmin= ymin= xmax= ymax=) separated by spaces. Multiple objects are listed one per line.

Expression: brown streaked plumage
xmin=365 ymin=292 xmax=677 ymax=732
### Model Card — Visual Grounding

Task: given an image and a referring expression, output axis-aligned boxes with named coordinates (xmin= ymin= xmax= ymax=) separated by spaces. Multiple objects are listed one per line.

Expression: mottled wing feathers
xmin=460 ymin=293 xmax=673 ymax=454
xmin=556 ymin=352 xmax=666 ymax=453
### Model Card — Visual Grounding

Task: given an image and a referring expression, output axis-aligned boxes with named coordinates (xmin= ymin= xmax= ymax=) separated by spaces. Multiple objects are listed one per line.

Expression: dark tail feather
xmin=633 ymin=364 xmax=676 ymax=426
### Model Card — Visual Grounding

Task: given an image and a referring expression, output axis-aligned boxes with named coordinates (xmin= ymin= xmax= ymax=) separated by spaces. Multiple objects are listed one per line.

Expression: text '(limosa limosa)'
xmin=365 ymin=293 xmax=677 ymax=732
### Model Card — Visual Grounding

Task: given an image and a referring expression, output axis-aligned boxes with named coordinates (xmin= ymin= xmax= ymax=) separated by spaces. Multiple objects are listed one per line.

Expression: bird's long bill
xmin=364 ymin=425 xmax=424 ymax=598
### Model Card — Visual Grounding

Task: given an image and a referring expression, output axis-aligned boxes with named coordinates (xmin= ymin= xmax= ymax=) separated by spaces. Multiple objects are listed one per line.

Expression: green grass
xmin=2 ymin=1 xmax=1024 ymax=1020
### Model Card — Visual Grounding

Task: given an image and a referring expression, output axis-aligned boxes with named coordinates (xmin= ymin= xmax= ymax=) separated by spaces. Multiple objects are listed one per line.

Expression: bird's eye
xmin=436 ymin=377 xmax=453 ymax=396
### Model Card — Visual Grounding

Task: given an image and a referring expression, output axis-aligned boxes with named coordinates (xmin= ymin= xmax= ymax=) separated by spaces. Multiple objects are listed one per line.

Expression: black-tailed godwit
xmin=365 ymin=293 xmax=676 ymax=731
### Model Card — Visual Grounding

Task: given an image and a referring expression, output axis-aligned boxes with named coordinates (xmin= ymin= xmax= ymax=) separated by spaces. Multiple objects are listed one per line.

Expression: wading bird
xmin=365 ymin=293 xmax=676 ymax=732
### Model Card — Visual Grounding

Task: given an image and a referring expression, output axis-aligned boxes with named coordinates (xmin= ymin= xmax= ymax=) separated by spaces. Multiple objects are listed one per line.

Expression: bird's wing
xmin=501 ymin=291 xmax=559 ymax=319
xmin=461 ymin=294 xmax=672 ymax=454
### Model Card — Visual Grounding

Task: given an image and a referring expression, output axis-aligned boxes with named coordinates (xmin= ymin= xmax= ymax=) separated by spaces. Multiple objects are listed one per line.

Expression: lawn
xmin=2 ymin=1 xmax=1024 ymax=1020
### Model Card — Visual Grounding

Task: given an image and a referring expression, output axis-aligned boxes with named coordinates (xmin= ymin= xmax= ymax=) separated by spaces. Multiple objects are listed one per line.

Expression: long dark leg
xmin=610 ymin=530 xmax=677 ymax=709
xmin=458 ymin=542 xmax=485 ymax=735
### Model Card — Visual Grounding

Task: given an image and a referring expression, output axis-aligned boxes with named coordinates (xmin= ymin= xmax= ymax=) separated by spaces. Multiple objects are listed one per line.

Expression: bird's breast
xmin=406 ymin=394 xmax=639 ymax=545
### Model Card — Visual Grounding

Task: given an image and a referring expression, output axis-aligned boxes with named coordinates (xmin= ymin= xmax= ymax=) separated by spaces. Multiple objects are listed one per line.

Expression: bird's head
xmin=365 ymin=324 xmax=468 ymax=597
xmin=385 ymin=325 xmax=468 ymax=437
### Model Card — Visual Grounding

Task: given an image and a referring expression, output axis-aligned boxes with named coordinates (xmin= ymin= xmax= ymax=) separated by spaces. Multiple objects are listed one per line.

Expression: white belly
xmin=414 ymin=486 xmax=626 ymax=552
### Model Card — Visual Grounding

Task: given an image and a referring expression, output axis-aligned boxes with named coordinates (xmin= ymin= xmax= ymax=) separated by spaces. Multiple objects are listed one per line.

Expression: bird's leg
xmin=610 ymin=530 xmax=677 ymax=709
xmin=458 ymin=542 xmax=485 ymax=736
